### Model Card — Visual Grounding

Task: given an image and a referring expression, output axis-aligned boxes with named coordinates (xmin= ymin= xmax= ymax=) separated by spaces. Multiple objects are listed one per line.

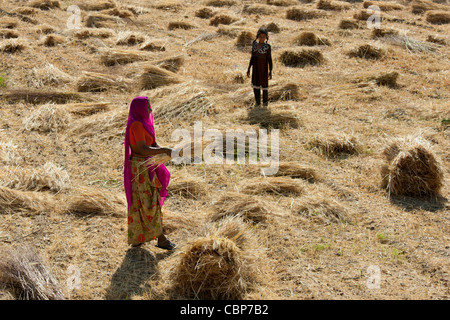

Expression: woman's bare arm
xmin=132 ymin=140 xmax=171 ymax=157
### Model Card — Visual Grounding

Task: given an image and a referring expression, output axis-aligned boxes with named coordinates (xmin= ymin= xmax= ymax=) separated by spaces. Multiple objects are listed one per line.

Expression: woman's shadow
xmin=105 ymin=247 xmax=168 ymax=300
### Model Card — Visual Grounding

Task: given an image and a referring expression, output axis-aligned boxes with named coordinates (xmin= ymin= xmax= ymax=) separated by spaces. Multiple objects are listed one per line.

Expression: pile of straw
xmin=166 ymin=216 xmax=266 ymax=299
xmin=411 ymin=0 xmax=447 ymax=14
xmin=348 ymin=44 xmax=384 ymax=60
xmin=236 ymin=31 xmax=254 ymax=48
xmin=353 ymin=9 xmax=385 ymax=21
xmin=63 ymin=186 xmax=126 ymax=217
xmin=206 ymin=0 xmax=236 ymax=7
xmin=65 ymin=102 xmax=110 ymax=117
xmin=195 ymin=7 xmax=215 ymax=19
xmin=1 ymin=90 xmax=81 ymax=104
xmin=268 ymin=83 xmax=303 ymax=101
xmin=381 ymin=34 xmax=437 ymax=53
xmin=1 ymin=162 xmax=71 ymax=194
xmin=293 ymin=194 xmax=350 ymax=224
xmin=100 ymin=48 xmax=149 ymax=66
xmin=279 ymin=49 xmax=325 ymax=67
xmin=272 ymin=162 xmax=318 ymax=182
xmin=139 ymin=65 xmax=181 ymax=90
xmin=85 ymin=14 xmax=119 ymax=28
xmin=308 ymin=133 xmax=362 ymax=159
xmin=0 ymin=140 xmax=23 ymax=166
xmin=168 ymin=176 xmax=208 ymax=200
xmin=72 ymin=28 xmax=114 ymax=39
xmin=362 ymin=1 xmax=404 ymax=11
xmin=0 ymin=186 xmax=55 ymax=215
xmin=286 ymin=8 xmax=328 ymax=21
xmin=29 ymin=63 xmax=73 ymax=88
xmin=374 ymin=71 xmax=399 ymax=88
xmin=209 ymin=14 xmax=238 ymax=26
xmin=426 ymin=10 xmax=450 ymax=24
xmin=78 ymin=1 xmax=116 ymax=11
xmin=243 ymin=4 xmax=274 ymax=15
xmin=381 ymin=135 xmax=444 ymax=197
xmin=293 ymin=32 xmax=330 ymax=46
xmin=240 ymin=177 xmax=305 ymax=196
xmin=155 ymin=55 xmax=184 ymax=73
xmin=29 ymin=0 xmax=61 ymax=10
xmin=76 ymin=71 xmax=132 ymax=92
xmin=102 ymin=7 xmax=133 ymax=18
xmin=0 ymin=29 xmax=19 ymax=39
xmin=41 ymin=34 xmax=65 ymax=47
xmin=0 ymin=39 xmax=27 ymax=53
xmin=427 ymin=34 xmax=446 ymax=45
xmin=210 ymin=192 xmax=283 ymax=224
xmin=0 ymin=243 xmax=65 ymax=300
xmin=317 ymin=0 xmax=351 ymax=11
xmin=168 ymin=21 xmax=196 ymax=30
xmin=116 ymin=31 xmax=146 ymax=45
xmin=339 ymin=19 xmax=361 ymax=29
xmin=22 ymin=103 xmax=71 ymax=133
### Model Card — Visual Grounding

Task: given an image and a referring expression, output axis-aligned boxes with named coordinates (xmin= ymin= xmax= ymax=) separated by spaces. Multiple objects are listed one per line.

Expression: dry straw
xmin=339 ymin=19 xmax=361 ymax=30
xmin=166 ymin=215 xmax=269 ymax=299
xmin=286 ymin=8 xmax=328 ymax=21
xmin=85 ymin=14 xmax=120 ymax=28
xmin=240 ymin=177 xmax=305 ymax=196
xmin=243 ymin=4 xmax=274 ymax=15
xmin=116 ymin=31 xmax=146 ymax=46
xmin=317 ymin=0 xmax=351 ymax=11
xmin=195 ymin=7 xmax=215 ymax=19
xmin=139 ymin=65 xmax=182 ymax=90
xmin=0 ymin=29 xmax=19 ymax=39
xmin=63 ymin=186 xmax=126 ymax=217
xmin=411 ymin=0 xmax=448 ymax=14
xmin=168 ymin=176 xmax=208 ymax=200
xmin=100 ymin=48 xmax=149 ymax=66
xmin=348 ymin=44 xmax=384 ymax=59
xmin=78 ymin=1 xmax=116 ymax=11
xmin=308 ymin=133 xmax=362 ymax=159
xmin=210 ymin=192 xmax=284 ymax=224
xmin=168 ymin=21 xmax=196 ymax=30
xmin=21 ymin=103 xmax=71 ymax=133
xmin=72 ymin=28 xmax=114 ymax=39
xmin=210 ymin=14 xmax=238 ymax=26
xmin=1 ymin=90 xmax=82 ymax=104
xmin=293 ymin=32 xmax=331 ymax=46
xmin=362 ymin=1 xmax=404 ymax=11
xmin=381 ymin=135 xmax=444 ymax=198
xmin=1 ymin=162 xmax=71 ymax=194
xmin=279 ymin=49 xmax=325 ymax=67
xmin=206 ymin=0 xmax=236 ymax=7
xmin=0 ymin=39 xmax=27 ymax=53
xmin=29 ymin=0 xmax=61 ymax=10
xmin=76 ymin=71 xmax=132 ymax=92
xmin=247 ymin=105 xmax=301 ymax=129
xmin=0 ymin=243 xmax=65 ymax=300
xmin=29 ymin=63 xmax=73 ymax=88
xmin=0 ymin=186 xmax=55 ymax=215
xmin=426 ymin=10 xmax=450 ymax=24
xmin=293 ymin=194 xmax=350 ymax=224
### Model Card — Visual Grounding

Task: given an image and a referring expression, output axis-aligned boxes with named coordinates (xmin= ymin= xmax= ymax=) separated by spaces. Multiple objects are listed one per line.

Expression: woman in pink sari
xmin=124 ymin=96 xmax=175 ymax=250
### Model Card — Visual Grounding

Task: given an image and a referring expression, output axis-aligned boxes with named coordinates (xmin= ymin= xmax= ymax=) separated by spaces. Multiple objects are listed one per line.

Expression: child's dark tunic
xmin=248 ymin=41 xmax=273 ymax=89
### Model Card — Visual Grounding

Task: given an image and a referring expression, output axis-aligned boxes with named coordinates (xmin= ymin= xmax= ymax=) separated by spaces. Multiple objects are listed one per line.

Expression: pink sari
xmin=123 ymin=96 xmax=170 ymax=210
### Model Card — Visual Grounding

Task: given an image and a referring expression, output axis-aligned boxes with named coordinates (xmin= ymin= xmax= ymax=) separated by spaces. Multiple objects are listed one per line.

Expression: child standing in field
xmin=247 ymin=27 xmax=273 ymax=107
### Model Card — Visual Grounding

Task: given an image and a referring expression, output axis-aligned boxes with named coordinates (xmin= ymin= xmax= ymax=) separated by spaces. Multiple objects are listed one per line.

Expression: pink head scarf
xmin=124 ymin=96 xmax=170 ymax=209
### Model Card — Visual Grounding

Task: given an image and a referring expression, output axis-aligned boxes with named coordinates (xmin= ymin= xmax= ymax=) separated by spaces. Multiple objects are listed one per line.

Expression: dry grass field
xmin=0 ymin=0 xmax=449 ymax=300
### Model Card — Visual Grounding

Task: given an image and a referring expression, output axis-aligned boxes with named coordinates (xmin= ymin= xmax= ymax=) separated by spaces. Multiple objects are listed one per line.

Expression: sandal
xmin=156 ymin=239 xmax=176 ymax=251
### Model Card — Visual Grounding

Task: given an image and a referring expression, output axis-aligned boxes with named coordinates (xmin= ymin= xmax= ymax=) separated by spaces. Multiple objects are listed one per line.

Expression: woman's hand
xmin=247 ymin=70 xmax=250 ymax=78
xmin=269 ymin=72 xmax=272 ymax=80
xmin=162 ymin=147 xmax=173 ymax=157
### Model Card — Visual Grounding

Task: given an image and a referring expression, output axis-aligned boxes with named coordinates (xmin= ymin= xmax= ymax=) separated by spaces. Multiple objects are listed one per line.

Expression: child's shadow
xmin=105 ymin=247 xmax=168 ymax=300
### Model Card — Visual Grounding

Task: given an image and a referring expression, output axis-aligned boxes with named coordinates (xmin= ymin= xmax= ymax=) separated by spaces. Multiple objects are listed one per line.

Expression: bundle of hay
xmin=168 ymin=176 xmax=208 ymax=200
xmin=247 ymin=106 xmax=301 ymax=129
xmin=139 ymin=65 xmax=181 ymax=90
xmin=116 ymin=31 xmax=146 ymax=45
xmin=1 ymin=90 xmax=81 ymax=104
xmin=0 ymin=39 xmax=27 ymax=53
xmin=0 ymin=244 xmax=65 ymax=300
xmin=362 ymin=1 xmax=404 ymax=11
xmin=100 ymin=48 xmax=149 ymax=66
xmin=66 ymin=102 xmax=110 ymax=116
xmin=372 ymin=28 xmax=399 ymax=39
xmin=339 ymin=19 xmax=361 ymax=29
xmin=267 ymin=0 xmax=299 ymax=5
xmin=29 ymin=63 xmax=73 ymax=88
xmin=240 ymin=177 xmax=304 ymax=196
xmin=0 ymin=29 xmax=19 ymax=39
xmin=293 ymin=194 xmax=350 ymax=224
xmin=0 ymin=140 xmax=23 ymax=166
xmin=0 ymin=18 xmax=18 ymax=29
xmin=78 ymin=0 xmax=116 ymax=11
xmin=426 ymin=10 xmax=450 ymax=24
xmin=411 ymin=0 xmax=447 ymax=14
xmin=85 ymin=14 xmax=119 ymax=28
xmin=155 ymin=55 xmax=184 ymax=73
xmin=269 ymin=83 xmax=303 ymax=101
xmin=286 ymin=8 xmax=328 ymax=21
xmin=166 ymin=215 xmax=267 ymax=299
xmin=210 ymin=14 xmax=238 ymax=26
xmin=41 ymin=34 xmax=65 ymax=47
xmin=0 ymin=162 xmax=71 ymax=194
xmin=139 ymin=40 xmax=166 ymax=51
xmin=210 ymin=192 xmax=284 ymax=224
xmin=21 ymin=103 xmax=71 ymax=133
xmin=0 ymin=186 xmax=55 ymax=215
xmin=427 ymin=34 xmax=446 ymax=45
xmin=347 ymin=44 xmax=384 ymax=59
xmin=279 ymin=49 xmax=325 ymax=67
xmin=206 ymin=0 xmax=236 ymax=7
xmin=35 ymin=24 xmax=56 ymax=35
xmin=236 ymin=31 xmax=254 ymax=48
xmin=353 ymin=9 xmax=385 ymax=21
xmin=63 ymin=186 xmax=126 ymax=217
xmin=101 ymin=7 xmax=133 ymax=18
xmin=76 ymin=71 xmax=132 ymax=92
xmin=308 ymin=133 xmax=362 ymax=159
xmin=381 ymin=135 xmax=444 ymax=197
xmin=374 ymin=71 xmax=399 ymax=88
xmin=317 ymin=0 xmax=351 ymax=11
xmin=271 ymin=162 xmax=318 ymax=181
xmin=29 ymin=0 xmax=61 ymax=10
xmin=150 ymin=81 xmax=214 ymax=121
xmin=293 ymin=31 xmax=331 ymax=46
xmin=72 ymin=28 xmax=114 ymax=39
xmin=195 ymin=7 xmax=215 ymax=19
xmin=243 ymin=4 xmax=274 ymax=15
xmin=380 ymin=34 xmax=437 ymax=53
xmin=168 ymin=21 xmax=196 ymax=30
xmin=264 ymin=22 xmax=281 ymax=33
